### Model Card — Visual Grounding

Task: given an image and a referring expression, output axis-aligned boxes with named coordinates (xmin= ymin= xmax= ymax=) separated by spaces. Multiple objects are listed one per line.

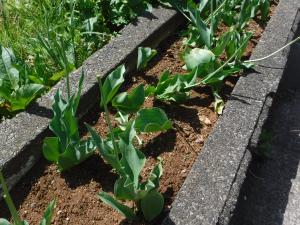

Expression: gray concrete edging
xmin=0 ymin=7 xmax=182 ymax=189
xmin=163 ymin=1 xmax=300 ymax=224
xmin=1 ymin=1 xmax=299 ymax=224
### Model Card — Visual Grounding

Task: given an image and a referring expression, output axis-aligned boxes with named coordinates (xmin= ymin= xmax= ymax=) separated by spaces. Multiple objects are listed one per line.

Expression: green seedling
xmin=137 ymin=47 xmax=157 ymax=70
xmin=146 ymin=68 xmax=198 ymax=103
xmin=43 ymin=72 xmax=96 ymax=171
xmin=85 ymin=64 xmax=171 ymax=221
xmin=106 ymin=0 xmax=153 ymax=26
xmin=0 ymin=171 xmax=55 ymax=225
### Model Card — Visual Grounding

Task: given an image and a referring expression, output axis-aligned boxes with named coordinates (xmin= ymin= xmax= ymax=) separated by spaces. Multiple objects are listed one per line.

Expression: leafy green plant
xmin=0 ymin=46 xmax=44 ymax=113
xmin=146 ymin=68 xmax=198 ymax=103
xmin=0 ymin=0 xmax=156 ymax=118
xmin=137 ymin=47 xmax=157 ymax=70
xmin=43 ymin=72 xmax=95 ymax=171
xmin=162 ymin=0 xmax=271 ymax=113
xmin=104 ymin=0 xmax=153 ymax=26
xmin=85 ymin=64 xmax=171 ymax=221
xmin=0 ymin=171 xmax=55 ymax=225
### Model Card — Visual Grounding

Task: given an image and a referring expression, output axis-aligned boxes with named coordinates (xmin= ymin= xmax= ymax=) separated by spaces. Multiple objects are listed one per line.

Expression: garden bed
xmin=0 ymin=7 xmax=182 ymax=190
xmin=0 ymin=0 xmax=292 ymax=223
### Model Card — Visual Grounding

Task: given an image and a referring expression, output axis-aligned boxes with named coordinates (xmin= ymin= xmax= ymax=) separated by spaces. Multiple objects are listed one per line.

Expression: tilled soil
xmin=0 ymin=2 xmax=278 ymax=224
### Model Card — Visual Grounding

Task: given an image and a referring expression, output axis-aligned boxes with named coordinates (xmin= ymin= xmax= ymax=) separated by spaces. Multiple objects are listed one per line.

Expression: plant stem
xmin=210 ymin=0 xmax=214 ymax=47
xmin=244 ymin=35 xmax=300 ymax=63
xmin=97 ymin=77 xmax=119 ymax=157
xmin=205 ymin=0 xmax=227 ymax=24
xmin=0 ymin=171 xmax=22 ymax=225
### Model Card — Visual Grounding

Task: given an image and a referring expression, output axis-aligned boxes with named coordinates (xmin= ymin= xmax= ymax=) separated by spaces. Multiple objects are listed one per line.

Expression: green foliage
xmin=0 ymin=45 xmax=44 ymax=114
xmin=141 ymin=190 xmax=164 ymax=221
xmin=43 ymin=73 xmax=95 ymax=171
xmin=100 ymin=64 xmax=126 ymax=107
xmin=163 ymin=0 xmax=271 ymax=114
xmin=137 ymin=47 xmax=157 ymax=70
xmin=0 ymin=0 xmax=156 ymax=118
xmin=0 ymin=171 xmax=55 ymax=225
xmin=135 ymin=108 xmax=172 ymax=132
xmin=183 ymin=48 xmax=215 ymax=71
xmin=112 ymin=84 xmax=145 ymax=114
xmin=85 ymin=64 xmax=171 ymax=221
xmin=104 ymin=0 xmax=153 ymax=26
xmin=146 ymin=69 xmax=198 ymax=103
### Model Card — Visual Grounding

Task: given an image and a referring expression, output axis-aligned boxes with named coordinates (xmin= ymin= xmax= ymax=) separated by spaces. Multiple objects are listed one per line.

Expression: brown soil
xmin=0 ymin=2 xmax=278 ymax=225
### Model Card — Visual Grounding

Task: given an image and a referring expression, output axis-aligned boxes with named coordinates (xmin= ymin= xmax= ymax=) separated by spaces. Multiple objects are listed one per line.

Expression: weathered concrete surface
xmin=0 ymin=7 xmax=182 ymax=189
xmin=229 ymin=80 xmax=300 ymax=225
xmin=164 ymin=0 xmax=300 ymax=224
xmin=228 ymin=19 xmax=300 ymax=225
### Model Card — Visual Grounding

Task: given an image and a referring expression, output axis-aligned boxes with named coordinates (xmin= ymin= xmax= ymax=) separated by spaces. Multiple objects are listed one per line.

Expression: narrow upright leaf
xmin=100 ymin=64 xmax=125 ymax=106
xmin=39 ymin=200 xmax=56 ymax=225
xmin=98 ymin=192 xmax=135 ymax=220
xmin=137 ymin=47 xmax=157 ymax=70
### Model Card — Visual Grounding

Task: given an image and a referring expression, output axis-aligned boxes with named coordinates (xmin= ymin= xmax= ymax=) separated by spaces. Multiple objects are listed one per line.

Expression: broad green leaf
xmin=98 ymin=192 xmax=135 ymax=220
xmin=141 ymin=158 xmax=163 ymax=195
xmin=183 ymin=48 xmax=215 ymax=71
xmin=43 ymin=137 xmax=61 ymax=162
xmin=10 ymin=84 xmax=44 ymax=111
xmin=213 ymin=31 xmax=233 ymax=56
xmin=114 ymin=177 xmax=136 ymax=200
xmin=145 ymin=85 xmax=156 ymax=97
xmin=0 ymin=219 xmax=11 ymax=225
xmin=134 ymin=108 xmax=172 ymax=133
xmin=0 ymin=78 xmax=13 ymax=101
xmin=86 ymin=124 xmax=124 ymax=174
xmin=120 ymin=139 xmax=145 ymax=187
xmin=154 ymin=69 xmax=198 ymax=103
xmin=187 ymin=2 xmax=212 ymax=47
xmin=260 ymin=0 xmax=270 ymax=22
xmin=58 ymin=139 xmax=95 ymax=171
xmin=100 ymin=64 xmax=125 ymax=107
xmin=148 ymin=158 xmax=163 ymax=188
xmin=141 ymin=191 xmax=164 ymax=221
xmin=39 ymin=200 xmax=56 ymax=225
xmin=118 ymin=121 xmax=137 ymax=145
xmin=137 ymin=47 xmax=157 ymax=70
xmin=112 ymin=84 xmax=145 ymax=113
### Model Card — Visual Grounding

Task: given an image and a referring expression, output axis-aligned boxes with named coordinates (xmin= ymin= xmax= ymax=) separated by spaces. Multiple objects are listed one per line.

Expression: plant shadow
xmin=61 ymin=154 xmax=116 ymax=192
xmin=154 ymin=100 xmax=203 ymax=133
